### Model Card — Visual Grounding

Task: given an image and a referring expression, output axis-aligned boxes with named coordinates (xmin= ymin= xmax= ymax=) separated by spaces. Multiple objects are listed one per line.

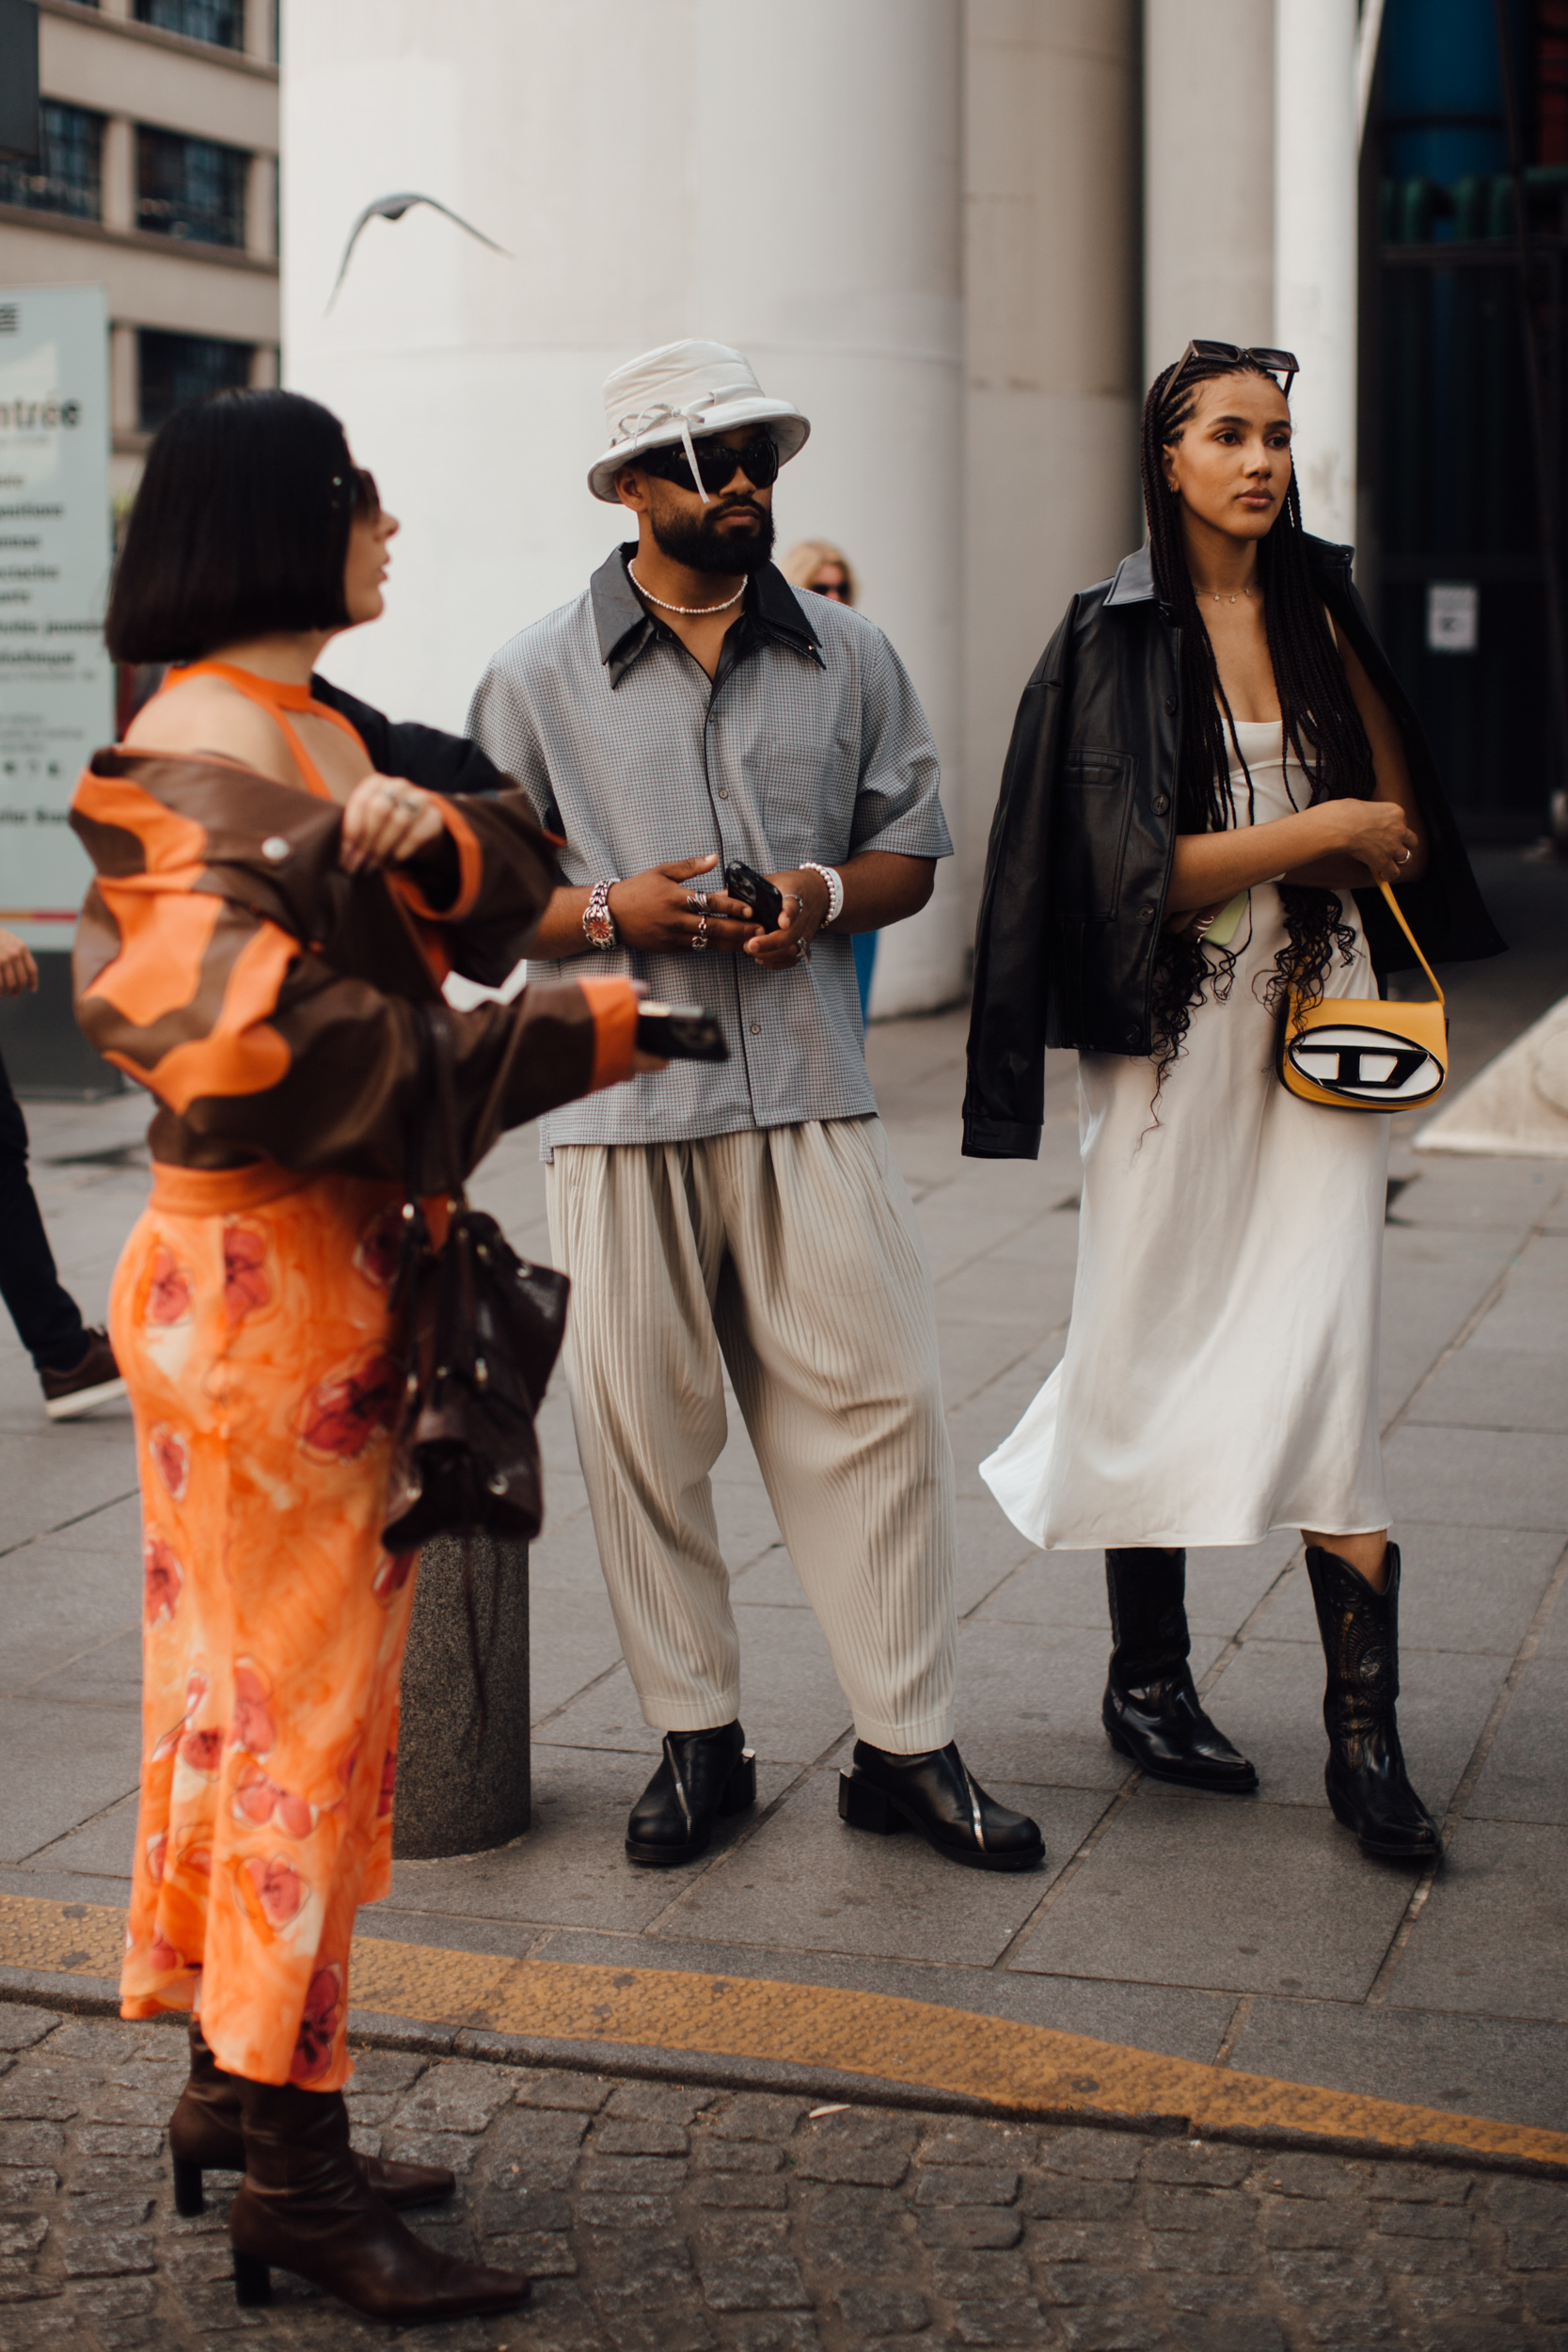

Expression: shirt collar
xmin=590 ymin=543 xmax=823 ymax=686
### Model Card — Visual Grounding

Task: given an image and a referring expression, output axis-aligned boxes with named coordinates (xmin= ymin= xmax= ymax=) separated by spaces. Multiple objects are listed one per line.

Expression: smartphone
xmin=723 ymin=860 xmax=785 ymax=933
xmin=636 ymin=1003 xmax=730 ymax=1062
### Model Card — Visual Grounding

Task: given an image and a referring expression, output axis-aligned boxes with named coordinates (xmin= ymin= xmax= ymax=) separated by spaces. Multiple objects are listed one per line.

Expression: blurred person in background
xmin=76 ymin=388 xmax=646 ymax=2328
xmin=0 ymin=951 xmax=125 ymax=1418
xmin=783 ymin=537 xmax=879 ymax=1020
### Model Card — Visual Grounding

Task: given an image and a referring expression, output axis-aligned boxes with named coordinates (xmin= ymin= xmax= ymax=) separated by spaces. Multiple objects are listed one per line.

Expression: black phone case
xmin=637 ymin=1008 xmax=730 ymax=1063
xmin=723 ymin=861 xmax=785 ymax=931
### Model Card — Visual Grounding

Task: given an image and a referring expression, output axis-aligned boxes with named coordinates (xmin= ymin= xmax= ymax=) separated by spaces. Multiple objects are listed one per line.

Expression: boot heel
xmin=719 ymin=1748 xmax=756 ymax=1817
xmin=838 ymin=1771 xmax=900 ymax=1835
xmin=171 ymin=2155 xmax=205 ymax=2217
xmin=232 ymin=2249 xmax=272 ymax=2306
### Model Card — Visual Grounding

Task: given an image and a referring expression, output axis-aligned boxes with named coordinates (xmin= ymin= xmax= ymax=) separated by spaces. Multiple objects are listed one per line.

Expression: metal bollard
xmin=391 ymin=1531 xmax=531 ymax=1858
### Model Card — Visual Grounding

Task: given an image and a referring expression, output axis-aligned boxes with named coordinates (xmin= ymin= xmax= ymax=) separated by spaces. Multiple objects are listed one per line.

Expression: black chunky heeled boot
xmin=1305 ymin=1542 xmax=1441 ymax=1863
xmin=625 ymin=1722 xmax=757 ymax=1866
xmin=169 ymin=2020 xmax=454 ymax=2217
xmin=1102 ymin=1548 xmax=1258 ymax=1792
xmin=838 ymin=1740 xmax=1044 ymax=1870
xmin=228 ymin=2076 xmax=529 ymax=2323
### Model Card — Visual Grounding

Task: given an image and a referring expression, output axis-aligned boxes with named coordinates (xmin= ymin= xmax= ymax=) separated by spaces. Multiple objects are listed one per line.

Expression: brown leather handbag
xmin=382 ymin=1002 xmax=569 ymax=1552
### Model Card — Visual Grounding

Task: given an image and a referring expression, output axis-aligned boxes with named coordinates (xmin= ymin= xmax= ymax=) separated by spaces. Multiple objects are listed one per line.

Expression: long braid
xmin=1141 ymin=354 xmax=1366 ymax=1097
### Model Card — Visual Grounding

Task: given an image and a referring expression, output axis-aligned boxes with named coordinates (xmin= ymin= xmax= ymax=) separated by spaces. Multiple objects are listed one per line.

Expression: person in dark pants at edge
xmin=0 ymin=925 xmax=126 ymax=1418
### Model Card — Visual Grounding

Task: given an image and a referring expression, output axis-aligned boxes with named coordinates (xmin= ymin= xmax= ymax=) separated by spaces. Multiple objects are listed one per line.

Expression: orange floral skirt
xmin=111 ymin=1160 xmax=420 ymax=2090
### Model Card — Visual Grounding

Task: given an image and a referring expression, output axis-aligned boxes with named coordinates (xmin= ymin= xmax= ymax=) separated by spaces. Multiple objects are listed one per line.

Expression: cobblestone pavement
xmin=2 ymin=2006 xmax=1566 ymax=2352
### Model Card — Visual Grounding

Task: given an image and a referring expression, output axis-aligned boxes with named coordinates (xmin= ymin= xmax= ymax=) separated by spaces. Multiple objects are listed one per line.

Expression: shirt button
xmin=750 ymin=1022 xmax=761 ymax=1035
xmin=261 ymin=835 xmax=291 ymax=863
xmin=1164 ymin=695 xmax=1178 ymax=714
xmin=1137 ymin=904 xmax=1155 ymax=922
xmin=718 ymin=787 xmax=730 ymax=799
xmin=1152 ymin=794 xmax=1169 ymax=815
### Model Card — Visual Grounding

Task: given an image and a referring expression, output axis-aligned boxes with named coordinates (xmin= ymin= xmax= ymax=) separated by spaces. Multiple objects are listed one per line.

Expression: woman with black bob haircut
xmin=78 ymin=388 xmax=646 ymax=2327
xmin=964 ymin=343 xmax=1502 ymax=1867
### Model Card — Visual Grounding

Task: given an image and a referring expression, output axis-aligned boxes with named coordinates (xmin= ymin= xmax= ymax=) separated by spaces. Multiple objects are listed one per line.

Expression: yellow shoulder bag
xmin=1276 ymin=882 xmax=1447 ymax=1113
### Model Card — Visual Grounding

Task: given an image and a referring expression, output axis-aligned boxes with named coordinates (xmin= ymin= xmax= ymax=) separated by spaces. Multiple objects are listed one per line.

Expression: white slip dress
xmin=981 ymin=721 xmax=1391 ymax=1551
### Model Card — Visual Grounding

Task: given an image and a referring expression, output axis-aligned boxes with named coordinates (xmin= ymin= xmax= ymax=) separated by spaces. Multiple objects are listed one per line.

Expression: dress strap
xmin=155 ymin=660 xmax=369 ymax=803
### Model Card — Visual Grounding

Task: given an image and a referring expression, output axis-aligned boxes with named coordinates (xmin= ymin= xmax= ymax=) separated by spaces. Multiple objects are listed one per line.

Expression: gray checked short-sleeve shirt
xmin=466 ymin=547 xmax=953 ymax=1157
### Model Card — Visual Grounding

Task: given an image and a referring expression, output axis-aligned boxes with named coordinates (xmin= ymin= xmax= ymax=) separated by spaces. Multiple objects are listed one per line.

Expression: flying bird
xmin=326 ymin=193 xmax=510 ymax=310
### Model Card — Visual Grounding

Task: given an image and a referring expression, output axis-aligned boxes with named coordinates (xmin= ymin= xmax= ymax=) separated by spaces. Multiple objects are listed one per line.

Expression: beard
xmin=650 ymin=494 xmax=776 ymax=576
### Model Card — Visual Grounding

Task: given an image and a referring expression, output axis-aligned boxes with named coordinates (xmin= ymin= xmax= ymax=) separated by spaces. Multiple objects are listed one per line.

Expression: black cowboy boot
xmin=1305 ymin=1542 xmax=1441 ymax=1862
xmin=169 ymin=2019 xmax=454 ymax=2217
xmin=838 ymin=1740 xmax=1044 ymax=1870
xmin=1102 ymin=1548 xmax=1258 ymax=1792
xmin=626 ymin=1722 xmax=757 ymax=1866
xmin=228 ymin=2076 xmax=529 ymax=2323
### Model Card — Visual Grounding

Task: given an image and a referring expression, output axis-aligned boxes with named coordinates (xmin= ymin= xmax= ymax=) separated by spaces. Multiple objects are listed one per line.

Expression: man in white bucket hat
xmin=468 ymin=339 xmax=1043 ymax=1880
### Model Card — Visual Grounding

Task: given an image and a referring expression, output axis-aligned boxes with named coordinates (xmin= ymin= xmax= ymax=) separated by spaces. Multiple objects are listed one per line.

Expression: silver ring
xmin=1398 ymin=848 xmax=1411 ymax=866
xmin=684 ymin=892 xmax=705 ymax=913
xmin=690 ymin=916 xmax=709 ymax=953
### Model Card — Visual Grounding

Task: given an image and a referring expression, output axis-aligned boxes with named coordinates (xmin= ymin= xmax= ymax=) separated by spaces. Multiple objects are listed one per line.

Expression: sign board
xmin=1427 ymin=581 xmax=1479 ymax=656
xmin=0 ymin=283 xmax=113 ymax=951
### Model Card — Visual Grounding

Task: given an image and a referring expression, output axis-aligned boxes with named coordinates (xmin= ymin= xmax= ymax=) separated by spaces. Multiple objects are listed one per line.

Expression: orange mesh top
xmin=150 ymin=661 xmax=369 ymax=802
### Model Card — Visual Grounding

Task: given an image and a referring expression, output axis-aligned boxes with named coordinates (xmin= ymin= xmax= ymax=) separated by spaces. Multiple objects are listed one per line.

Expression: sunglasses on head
xmin=1178 ymin=339 xmax=1300 ymax=394
xmin=638 ymin=432 xmax=781 ymax=497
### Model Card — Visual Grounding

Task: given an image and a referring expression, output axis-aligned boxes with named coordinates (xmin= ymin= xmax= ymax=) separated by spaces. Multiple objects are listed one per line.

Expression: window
xmin=134 ymin=0 xmax=245 ymax=50
xmin=136 ymin=128 xmax=247 ymax=246
xmin=0 ymin=103 xmax=103 ymax=222
xmin=138 ymin=330 xmax=253 ymax=433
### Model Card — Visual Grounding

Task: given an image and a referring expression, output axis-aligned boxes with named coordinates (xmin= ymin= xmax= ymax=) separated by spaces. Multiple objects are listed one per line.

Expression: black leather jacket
xmin=962 ymin=536 xmax=1506 ymax=1161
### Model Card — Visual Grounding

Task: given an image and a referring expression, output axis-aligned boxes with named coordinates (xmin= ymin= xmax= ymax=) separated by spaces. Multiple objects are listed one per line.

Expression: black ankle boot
xmin=1305 ymin=1542 xmax=1441 ymax=1863
xmin=168 ymin=2020 xmax=454 ymax=2217
xmin=626 ymin=1722 xmax=756 ymax=1867
xmin=1102 ymin=1549 xmax=1258 ymax=1793
xmin=838 ymin=1740 xmax=1044 ymax=1870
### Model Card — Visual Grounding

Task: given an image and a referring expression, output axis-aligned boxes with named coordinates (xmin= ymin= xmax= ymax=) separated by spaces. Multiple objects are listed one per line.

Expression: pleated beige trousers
xmin=545 ymin=1116 xmax=958 ymax=1753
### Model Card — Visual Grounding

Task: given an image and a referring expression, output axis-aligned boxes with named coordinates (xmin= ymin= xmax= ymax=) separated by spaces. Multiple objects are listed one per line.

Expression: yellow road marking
xmin=3 ymin=1889 xmax=1562 ymax=2171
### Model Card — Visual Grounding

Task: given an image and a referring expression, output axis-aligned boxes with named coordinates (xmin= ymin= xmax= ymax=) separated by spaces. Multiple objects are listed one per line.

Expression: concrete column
xmin=245 ymin=151 xmax=277 ymax=260
xmin=391 ymin=1533 xmax=531 ymax=1859
xmin=963 ymin=0 xmax=1141 ymax=917
xmin=281 ymin=0 xmax=965 ymax=1014
xmin=1143 ymin=0 xmax=1275 ymax=381
xmin=1274 ymin=0 xmax=1358 ymax=543
xmin=101 ymin=115 xmax=134 ymax=238
xmin=110 ymin=322 xmax=137 ymax=437
xmin=245 ymin=0 xmax=277 ymax=62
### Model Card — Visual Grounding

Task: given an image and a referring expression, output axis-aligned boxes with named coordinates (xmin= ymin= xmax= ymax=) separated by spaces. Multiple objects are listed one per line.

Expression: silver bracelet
xmin=802 ymin=861 xmax=844 ymax=925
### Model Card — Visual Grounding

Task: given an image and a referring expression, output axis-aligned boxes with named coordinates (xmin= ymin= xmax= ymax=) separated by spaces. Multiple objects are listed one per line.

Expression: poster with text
xmin=0 ymin=283 xmax=113 ymax=952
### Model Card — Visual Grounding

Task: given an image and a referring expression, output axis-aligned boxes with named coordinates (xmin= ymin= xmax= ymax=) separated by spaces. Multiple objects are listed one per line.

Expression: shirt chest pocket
xmin=1055 ymin=750 xmax=1135 ymax=921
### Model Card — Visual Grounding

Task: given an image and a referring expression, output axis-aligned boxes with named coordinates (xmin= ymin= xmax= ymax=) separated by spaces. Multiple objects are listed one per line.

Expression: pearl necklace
xmin=628 ymin=564 xmax=746 ymax=617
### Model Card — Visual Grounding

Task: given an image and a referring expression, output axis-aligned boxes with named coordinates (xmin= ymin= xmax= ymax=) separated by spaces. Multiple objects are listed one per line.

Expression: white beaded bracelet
xmin=802 ymin=861 xmax=845 ymax=925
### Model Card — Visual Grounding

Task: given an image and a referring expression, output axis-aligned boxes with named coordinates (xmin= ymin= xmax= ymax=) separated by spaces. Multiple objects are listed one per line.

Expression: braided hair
xmin=1141 ymin=353 xmax=1368 ymax=1091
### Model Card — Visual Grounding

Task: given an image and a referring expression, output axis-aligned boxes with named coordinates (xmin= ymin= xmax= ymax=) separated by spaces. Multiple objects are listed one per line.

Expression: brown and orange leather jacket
xmin=71 ymin=750 xmax=632 ymax=1180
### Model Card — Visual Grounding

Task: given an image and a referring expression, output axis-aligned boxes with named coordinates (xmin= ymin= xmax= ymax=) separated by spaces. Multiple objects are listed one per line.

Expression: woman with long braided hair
xmin=965 ymin=344 xmax=1503 ymax=1863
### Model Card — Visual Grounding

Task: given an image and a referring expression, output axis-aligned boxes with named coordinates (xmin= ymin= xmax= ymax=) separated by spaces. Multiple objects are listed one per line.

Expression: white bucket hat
xmin=588 ymin=338 xmax=810 ymax=504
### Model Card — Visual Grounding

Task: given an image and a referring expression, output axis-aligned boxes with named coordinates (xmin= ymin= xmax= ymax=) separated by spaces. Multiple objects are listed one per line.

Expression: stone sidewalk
xmin=3 ymin=2002 xmax=1567 ymax=2352
xmin=1 ymin=848 xmax=1566 ymax=2149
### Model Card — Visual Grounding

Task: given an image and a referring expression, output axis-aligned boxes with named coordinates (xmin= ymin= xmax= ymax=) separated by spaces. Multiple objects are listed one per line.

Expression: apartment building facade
xmin=0 ymin=0 xmax=278 ymax=501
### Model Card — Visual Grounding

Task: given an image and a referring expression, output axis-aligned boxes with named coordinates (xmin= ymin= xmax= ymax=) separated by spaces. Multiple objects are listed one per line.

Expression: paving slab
xmin=3 ymin=912 xmax=1568 ymax=2153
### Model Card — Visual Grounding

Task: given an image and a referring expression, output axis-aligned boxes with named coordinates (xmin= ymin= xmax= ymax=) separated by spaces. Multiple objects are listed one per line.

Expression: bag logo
xmin=1286 ymin=1024 xmax=1444 ymax=1105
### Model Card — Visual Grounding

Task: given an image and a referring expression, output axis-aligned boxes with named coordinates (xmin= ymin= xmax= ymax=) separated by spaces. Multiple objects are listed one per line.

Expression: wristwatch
xmin=582 ymin=878 xmax=618 ymax=949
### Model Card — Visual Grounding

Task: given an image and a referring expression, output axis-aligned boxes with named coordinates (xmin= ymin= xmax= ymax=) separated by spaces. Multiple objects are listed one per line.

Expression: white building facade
xmin=282 ymin=0 xmax=1359 ymax=1014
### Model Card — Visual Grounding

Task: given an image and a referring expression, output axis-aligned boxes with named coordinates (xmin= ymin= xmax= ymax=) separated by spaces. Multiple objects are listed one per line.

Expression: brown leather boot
xmin=228 ymin=2074 xmax=528 ymax=2323
xmin=169 ymin=2021 xmax=454 ymax=2216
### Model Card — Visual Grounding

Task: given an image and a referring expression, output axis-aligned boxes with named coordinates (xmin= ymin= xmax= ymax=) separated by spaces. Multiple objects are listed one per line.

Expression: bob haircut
xmin=780 ymin=536 xmax=857 ymax=608
xmin=105 ymin=389 xmax=369 ymax=664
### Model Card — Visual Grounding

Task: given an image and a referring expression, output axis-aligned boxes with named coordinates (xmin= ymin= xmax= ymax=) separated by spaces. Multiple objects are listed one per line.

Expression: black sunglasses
xmin=639 ymin=432 xmax=780 ymax=497
xmin=1178 ymin=339 xmax=1300 ymax=394
xmin=331 ymin=467 xmax=382 ymax=516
